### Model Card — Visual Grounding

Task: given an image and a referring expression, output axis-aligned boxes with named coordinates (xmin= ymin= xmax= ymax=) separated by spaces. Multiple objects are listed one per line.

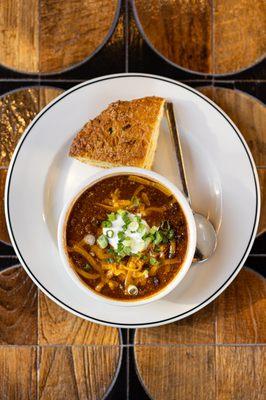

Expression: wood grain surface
xmin=0 ymin=0 xmax=39 ymax=73
xmin=199 ymin=87 xmax=266 ymax=168
xmin=39 ymin=346 xmax=120 ymax=400
xmin=135 ymin=345 xmax=216 ymax=400
xmin=38 ymin=86 xmax=63 ymax=110
xmin=135 ymin=268 xmax=265 ymax=398
xmin=0 ymin=87 xmax=63 ymax=167
xmin=135 ymin=302 xmax=215 ymax=345
xmin=133 ymin=0 xmax=266 ymax=74
xmin=0 ymin=168 xmax=10 ymax=244
xmin=216 ymin=268 xmax=266 ymax=343
xmin=135 ymin=345 xmax=266 ymax=400
xmin=199 ymin=86 xmax=266 ymax=235
xmin=135 ymin=268 xmax=266 ymax=345
xmin=0 ymin=266 xmax=37 ymax=345
xmin=40 ymin=0 xmax=118 ymax=73
xmin=257 ymin=169 xmax=266 ymax=235
xmin=39 ymin=291 xmax=120 ymax=345
xmin=216 ymin=346 xmax=266 ymax=400
xmin=0 ymin=0 xmax=118 ymax=73
xmin=214 ymin=0 xmax=266 ymax=74
xmin=134 ymin=0 xmax=212 ymax=73
xmin=0 ymin=346 xmax=37 ymax=400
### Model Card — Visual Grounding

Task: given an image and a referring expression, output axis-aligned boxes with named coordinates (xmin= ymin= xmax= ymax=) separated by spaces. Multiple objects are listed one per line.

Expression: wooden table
xmin=0 ymin=1 xmax=265 ymax=399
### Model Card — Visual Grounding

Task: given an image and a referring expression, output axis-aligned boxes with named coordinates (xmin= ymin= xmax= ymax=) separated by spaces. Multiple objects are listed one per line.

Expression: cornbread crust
xmin=69 ymin=96 xmax=165 ymax=169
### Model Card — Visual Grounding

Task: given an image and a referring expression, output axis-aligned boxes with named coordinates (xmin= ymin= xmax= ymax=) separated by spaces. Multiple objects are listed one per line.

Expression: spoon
xmin=165 ymin=102 xmax=217 ymax=263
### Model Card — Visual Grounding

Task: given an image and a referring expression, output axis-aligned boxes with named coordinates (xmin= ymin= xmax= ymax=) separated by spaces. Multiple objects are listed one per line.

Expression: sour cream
xmin=102 ymin=211 xmax=150 ymax=254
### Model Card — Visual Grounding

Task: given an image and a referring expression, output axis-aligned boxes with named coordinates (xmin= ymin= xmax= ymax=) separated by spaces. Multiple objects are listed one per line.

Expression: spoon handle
xmin=165 ymin=102 xmax=191 ymax=205
xmin=165 ymin=101 xmax=204 ymax=262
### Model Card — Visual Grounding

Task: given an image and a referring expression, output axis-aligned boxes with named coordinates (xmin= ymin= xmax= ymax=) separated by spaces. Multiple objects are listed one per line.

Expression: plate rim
xmin=4 ymin=73 xmax=261 ymax=328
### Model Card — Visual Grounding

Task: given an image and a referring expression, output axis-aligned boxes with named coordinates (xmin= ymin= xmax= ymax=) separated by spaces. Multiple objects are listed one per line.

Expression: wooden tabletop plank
xmin=40 ymin=0 xmax=118 ymax=73
xmin=135 ymin=302 xmax=215 ymax=345
xmin=199 ymin=87 xmax=266 ymax=168
xmin=0 ymin=266 xmax=37 ymax=345
xmin=134 ymin=0 xmax=212 ymax=73
xmin=0 ymin=0 xmax=118 ymax=73
xmin=216 ymin=268 xmax=266 ymax=344
xmin=0 ymin=87 xmax=63 ymax=167
xmin=0 ymin=346 xmax=37 ymax=400
xmin=199 ymin=86 xmax=266 ymax=235
xmin=257 ymin=169 xmax=266 ymax=236
xmin=133 ymin=0 xmax=265 ymax=75
xmin=135 ymin=268 xmax=265 ymax=346
xmin=39 ymin=292 xmax=120 ymax=345
xmin=135 ymin=344 xmax=266 ymax=400
xmin=216 ymin=346 xmax=266 ymax=400
xmin=214 ymin=0 xmax=266 ymax=74
xmin=0 ymin=0 xmax=39 ymax=73
xmin=39 ymin=346 xmax=120 ymax=400
xmin=135 ymin=345 xmax=215 ymax=400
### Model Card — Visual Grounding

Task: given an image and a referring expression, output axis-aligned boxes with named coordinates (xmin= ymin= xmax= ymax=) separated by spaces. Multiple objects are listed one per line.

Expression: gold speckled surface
xmin=0 ymin=168 xmax=9 ymax=244
xmin=0 ymin=87 xmax=63 ymax=246
xmin=0 ymin=89 xmax=38 ymax=167
xmin=0 ymin=87 xmax=63 ymax=167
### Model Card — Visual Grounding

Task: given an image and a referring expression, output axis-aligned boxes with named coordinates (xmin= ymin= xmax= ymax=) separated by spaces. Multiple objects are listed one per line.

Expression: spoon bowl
xmin=194 ymin=213 xmax=217 ymax=262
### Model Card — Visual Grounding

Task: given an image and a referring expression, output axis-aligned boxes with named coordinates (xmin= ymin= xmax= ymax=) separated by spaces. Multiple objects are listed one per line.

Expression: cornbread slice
xmin=69 ymin=96 xmax=165 ymax=169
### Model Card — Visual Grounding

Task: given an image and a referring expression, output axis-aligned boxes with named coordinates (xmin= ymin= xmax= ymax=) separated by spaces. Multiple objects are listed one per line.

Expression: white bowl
xmin=57 ymin=167 xmax=196 ymax=306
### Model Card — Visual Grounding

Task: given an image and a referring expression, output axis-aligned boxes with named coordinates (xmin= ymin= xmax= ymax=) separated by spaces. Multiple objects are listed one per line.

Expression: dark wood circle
xmin=133 ymin=0 xmax=265 ymax=75
xmin=0 ymin=0 xmax=119 ymax=74
xmin=0 ymin=87 xmax=64 ymax=245
xmin=199 ymin=86 xmax=266 ymax=235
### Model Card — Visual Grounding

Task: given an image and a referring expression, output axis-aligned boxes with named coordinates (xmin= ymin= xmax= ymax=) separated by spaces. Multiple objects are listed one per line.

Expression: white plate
xmin=5 ymin=74 xmax=260 ymax=328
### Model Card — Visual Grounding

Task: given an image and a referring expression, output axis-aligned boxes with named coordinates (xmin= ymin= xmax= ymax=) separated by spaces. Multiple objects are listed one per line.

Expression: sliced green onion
xmin=134 ymin=215 xmax=141 ymax=223
xmin=128 ymin=221 xmax=139 ymax=232
xmin=108 ymin=212 xmax=116 ymax=222
xmin=118 ymin=231 xmax=125 ymax=241
xmin=144 ymin=237 xmax=152 ymax=247
xmin=122 ymin=213 xmax=131 ymax=225
xmin=84 ymin=263 xmax=91 ymax=271
xmin=150 ymin=257 xmax=158 ymax=265
xmin=123 ymin=238 xmax=132 ymax=247
xmin=154 ymin=230 xmax=163 ymax=245
xmin=117 ymin=209 xmax=126 ymax=216
xmin=97 ymin=234 xmax=108 ymax=249
xmin=106 ymin=230 xmax=114 ymax=238
xmin=124 ymin=246 xmax=131 ymax=255
xmin=137 ymin=222 xmax=146 ymax=235
xmin=150 ymin=226 xmax=158 ymax=235
xmin=102 ymin=220 xmax=112 ymax=228
xmin=117 ymin=242 xmax=124 ymax=253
